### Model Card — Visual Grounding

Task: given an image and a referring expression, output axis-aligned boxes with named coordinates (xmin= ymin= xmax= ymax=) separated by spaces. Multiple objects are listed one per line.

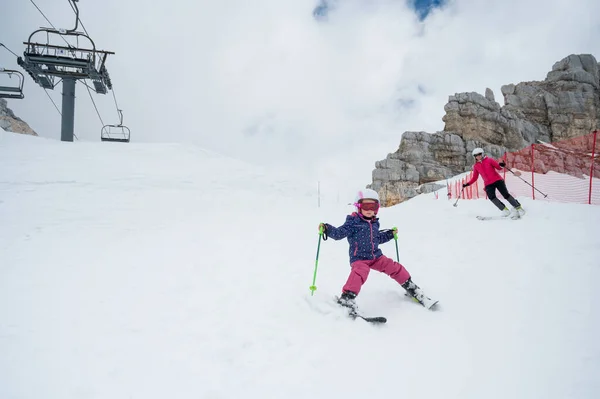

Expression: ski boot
xmin=401 ymin=278 xmax=426 ymax=304
xmin=337 ymin=291 xmax=358 ymax=316
xmin=513 ymin=206 xmax=526 ymax=218
xmin=401 ymin=278 xmax=438 ymax=309
xmin=501 ymin=207 xmax=511 ymax=217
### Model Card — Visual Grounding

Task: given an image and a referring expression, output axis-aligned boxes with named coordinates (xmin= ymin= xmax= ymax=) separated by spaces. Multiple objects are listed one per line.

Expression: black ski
xmin=354 ymin=314 xmax=387 ymax=323
xmin=335 ymin=295 xmax=387 ymax=324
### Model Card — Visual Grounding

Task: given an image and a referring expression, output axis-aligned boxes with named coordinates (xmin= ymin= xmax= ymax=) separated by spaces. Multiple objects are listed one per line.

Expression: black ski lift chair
xmin=0 ymin=68 xmax=25 ymax=99
xmin=101 ymin=109 xmax=130 ymax=143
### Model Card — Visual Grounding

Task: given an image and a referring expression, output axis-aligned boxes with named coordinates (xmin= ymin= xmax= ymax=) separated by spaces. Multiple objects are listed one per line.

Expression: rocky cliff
xmin=369 ymin=54 xmax=600 ymax=206
xmin=0 ymin=98 xmax=37 ymax=136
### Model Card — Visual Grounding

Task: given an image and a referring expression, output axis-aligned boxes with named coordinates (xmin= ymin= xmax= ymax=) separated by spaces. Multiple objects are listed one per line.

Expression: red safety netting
xmin=448 ymin=130 xmax=599 ymax=205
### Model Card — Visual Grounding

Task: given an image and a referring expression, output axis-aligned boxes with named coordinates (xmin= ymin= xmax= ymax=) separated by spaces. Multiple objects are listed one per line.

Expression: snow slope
xmin=1 ymin=131 xmax=599 ymax=399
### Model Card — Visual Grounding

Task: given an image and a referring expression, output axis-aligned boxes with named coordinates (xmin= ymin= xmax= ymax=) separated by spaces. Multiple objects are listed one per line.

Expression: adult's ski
xmin=476 ymin=214 xmax=521 ymax=221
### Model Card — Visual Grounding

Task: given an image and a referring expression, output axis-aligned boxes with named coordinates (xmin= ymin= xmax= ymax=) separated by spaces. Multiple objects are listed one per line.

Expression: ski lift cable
xmin=28 ymin=0 xmax=57 ymax=29
xmin=69 ymin=0 xmax=123 ymax=132
xmin=3 ymin=42 xmax=61 ymax=118
xmin=2 ymin=42 xmax=63 ymax=119
xmin=68 ymin=0 xmax=122 ymax=132
xmin=111 ymin=88 xmax=122 ymax=123
xmin=28 ymin=0 xmax=73 ymax=48
xmin=43 ymin=88 xmax=62 ymax=116
xmin=84 ymin=81 xmax=105 ymax=127
xmin=68 ymin=0 xmax=90 ymax=37
xmin=0 ymin=43 xmax=19 ymax=58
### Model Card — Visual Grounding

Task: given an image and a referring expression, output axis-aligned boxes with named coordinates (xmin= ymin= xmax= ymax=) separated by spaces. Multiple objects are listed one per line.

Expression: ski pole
xmin=505 ymin=167 xmax=548 ymax=198
xmin=309 ymin=225 xmax=325 ymax=296
xmin=453 ymin=187 xmax=464 ymax=207
xmin=393 ymin=227 xmax=399 ymax=262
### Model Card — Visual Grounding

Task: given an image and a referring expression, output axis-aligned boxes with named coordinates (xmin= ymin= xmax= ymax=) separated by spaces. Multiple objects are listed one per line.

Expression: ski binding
xmin=405 ymin=293 xmax=439 ymax=310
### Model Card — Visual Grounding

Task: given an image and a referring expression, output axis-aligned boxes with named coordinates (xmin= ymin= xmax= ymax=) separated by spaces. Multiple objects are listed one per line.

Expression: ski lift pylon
xmin=0 ymin=68 xmax=25 ymax=99
xmin=17 ymin=0 xmax=116 ymax=142
xmin=101 ymin=109 xmax=130 ymax=143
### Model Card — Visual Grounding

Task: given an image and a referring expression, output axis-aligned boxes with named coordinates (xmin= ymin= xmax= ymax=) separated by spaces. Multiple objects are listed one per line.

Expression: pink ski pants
xmin=343 ymin=255 xmax=410 ymax=295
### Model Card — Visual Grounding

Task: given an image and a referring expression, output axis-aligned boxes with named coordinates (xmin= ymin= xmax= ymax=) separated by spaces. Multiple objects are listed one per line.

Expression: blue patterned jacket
xmin=325 ymin=213 xmax=395 ymax=264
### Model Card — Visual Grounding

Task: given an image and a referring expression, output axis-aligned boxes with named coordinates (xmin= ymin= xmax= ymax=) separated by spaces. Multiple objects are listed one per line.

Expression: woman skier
xmin=463 ymin=148 xmax=526 ymax=218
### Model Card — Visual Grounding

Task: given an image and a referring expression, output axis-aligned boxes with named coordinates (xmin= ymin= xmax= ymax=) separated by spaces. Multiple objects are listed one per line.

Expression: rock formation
xmin=369 ymin=54 xmax=600 ymax=206
xmin=0 ymin=98 xmax=38 ymax=136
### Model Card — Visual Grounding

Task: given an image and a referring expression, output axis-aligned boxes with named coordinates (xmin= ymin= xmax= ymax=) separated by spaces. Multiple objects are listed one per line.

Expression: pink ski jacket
xmin=466 ymin=156 xmax=504 ymax=187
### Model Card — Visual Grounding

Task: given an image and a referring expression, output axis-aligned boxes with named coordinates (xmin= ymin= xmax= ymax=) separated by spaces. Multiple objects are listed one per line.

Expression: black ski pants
xmin=485 ymin=180 xmax=521 ymax=211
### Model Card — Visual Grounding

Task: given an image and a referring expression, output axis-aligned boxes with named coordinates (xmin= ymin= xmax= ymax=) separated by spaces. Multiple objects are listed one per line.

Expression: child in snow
xmin=462 ymin=148 xmax=526 ymax=218
xmin=319 ymin=188 xmax=429 ymax=311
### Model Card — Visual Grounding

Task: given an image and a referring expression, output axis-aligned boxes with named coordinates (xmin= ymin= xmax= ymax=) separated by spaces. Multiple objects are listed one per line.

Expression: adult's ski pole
xmin=505 ymin=167 xmax=549 ymax=198
xmin=453 ymin=187 xmax=464 ymax=207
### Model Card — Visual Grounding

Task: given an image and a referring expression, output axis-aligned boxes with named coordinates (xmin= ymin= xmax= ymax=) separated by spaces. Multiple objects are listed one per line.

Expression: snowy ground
xmin=1 ymin=131 xmax=599 ymax=399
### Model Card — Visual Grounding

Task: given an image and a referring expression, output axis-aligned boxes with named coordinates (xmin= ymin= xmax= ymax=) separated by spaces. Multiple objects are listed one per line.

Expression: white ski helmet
xmin=472 ymin=147 xmax=484 ymax=156
xmin=354 ymin=188 xmax=380 ymax=208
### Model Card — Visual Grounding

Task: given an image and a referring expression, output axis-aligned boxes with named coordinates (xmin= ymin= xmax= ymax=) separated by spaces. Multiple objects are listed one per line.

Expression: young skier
xmin=462 ymin=148 xmax=526 ymax=218
xmin=319 ymin=188 xmax=435 ymax=313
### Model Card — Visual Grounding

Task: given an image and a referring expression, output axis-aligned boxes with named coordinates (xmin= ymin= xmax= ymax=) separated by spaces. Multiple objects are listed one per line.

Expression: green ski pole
xmin=309 ymin=225 xmax=324 ymax=296
xmin=394 ymin=227 xmax=413 ymax=303
xmin=393 ymin=227 xmax=399 ymax=262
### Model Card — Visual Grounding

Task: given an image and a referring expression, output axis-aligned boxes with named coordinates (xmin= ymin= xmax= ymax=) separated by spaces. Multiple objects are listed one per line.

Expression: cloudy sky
xmin=2 ymin=0 xmax=599 ymax=199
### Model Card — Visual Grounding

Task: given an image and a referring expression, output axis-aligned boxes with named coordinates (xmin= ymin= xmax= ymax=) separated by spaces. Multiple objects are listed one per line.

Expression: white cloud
xmin=2 ymin=0 xmax=599 ymax=201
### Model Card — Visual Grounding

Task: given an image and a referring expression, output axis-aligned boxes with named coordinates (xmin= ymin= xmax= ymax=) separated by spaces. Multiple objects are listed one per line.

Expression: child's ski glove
xmin=318 ymin=223 xmax=328 ymax=240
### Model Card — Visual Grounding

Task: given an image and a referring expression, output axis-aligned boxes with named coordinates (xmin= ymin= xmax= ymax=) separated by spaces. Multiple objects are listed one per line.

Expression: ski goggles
xmin=358 ymin=202 xmax=380 ymax=211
